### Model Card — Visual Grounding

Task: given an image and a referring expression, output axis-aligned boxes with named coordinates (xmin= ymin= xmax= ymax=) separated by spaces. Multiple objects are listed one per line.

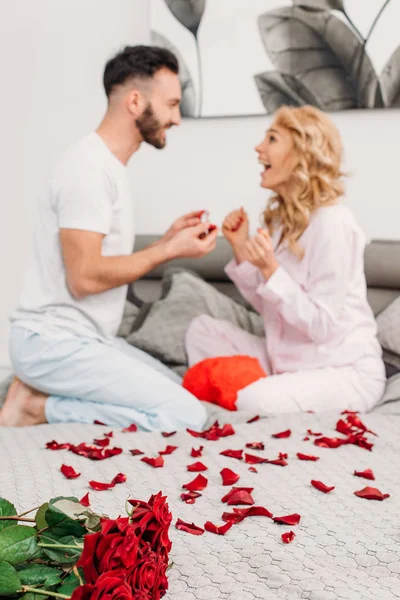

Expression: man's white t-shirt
xmin=11 ymin=132 xmax=135 ymax=342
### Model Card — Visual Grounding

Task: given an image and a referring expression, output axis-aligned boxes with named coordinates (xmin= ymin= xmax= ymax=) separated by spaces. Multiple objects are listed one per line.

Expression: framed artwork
xmin=151 ymin=0 xmax=400 ymax=117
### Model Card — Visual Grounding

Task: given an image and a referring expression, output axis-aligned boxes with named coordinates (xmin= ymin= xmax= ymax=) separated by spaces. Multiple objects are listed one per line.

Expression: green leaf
xmin=0 ymin=498 xmax=18 ymax=531
xmin=39 ymin=532 xmax=83 ymax=565
xmin=0 ymin=560 xmax=22 ymax=596
xmin=16 ymin=564 xmax=62 ymax=587
xmin=45 ymin=498 xmax=87 ymax=538
xmin=0 ymin=525 xmax=37 ymax=565
xmin=80 ymin=512 xmax=101 ymax=533
xmin=57 ymin=572 xmax=81 ymax=596
xmin=35 ymin=504 xmax=49 ymax=531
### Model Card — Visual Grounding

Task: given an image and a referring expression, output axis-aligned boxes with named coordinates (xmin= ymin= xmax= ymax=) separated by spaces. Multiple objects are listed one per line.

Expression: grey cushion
xmin=367 ymin=288 xmax=400 ymax=317
xmin=126 ymin=268 xmax=264 ymax=373
xmin=375 ymin=373 xmax=400 ymax=414
xmin=116 ymin=300 xmax=141 ymax=338
xmin=377 ymin=296 xmax=400 ymax=355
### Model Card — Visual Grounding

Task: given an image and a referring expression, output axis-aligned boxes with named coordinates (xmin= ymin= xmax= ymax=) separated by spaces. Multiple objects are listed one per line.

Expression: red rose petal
xmin=104 ymin=431 xmax=113 ymax=438
xmin=282 ymin=531 xmax=296 ymax=544
xmin=111 ymin=472 xmax=127 ymax=485
xmin=247 ymin=415 xmax=260 ymax=423
xmin=245 ymin=442 xmax=265 ymax=450
xmin=46 ymin=440 xmax=71 ymax=451
xmin=248 ymin=467 xmax=258 ymax=473
xmin=218 ymin=424 xmax=235 ymax=437
xmin=182 ymin=474 xmax=208 ymax=491
xmin=272 ymin=429 xmax=291 ymax=439
xmin=89 ymin=480 xmax=115 ymax=491
xmin=245 ymin=453 xmax=268 ymax=464
xmin=94 ymin=420 xmax=106 ymax=425
xmin=303 ymin=436 xmax=310 ymax=441
xmin=341 ymin=409 xmax=359 ymax=415
xmin=279 ymin=452 xmax=288 ymax=459
xmin=311 ymin=480 xmax=335 ymax=493
xmin=187 ymin=461 xmax=208 ymax=472
xmin=102 ymin=447 xmax=123 ymax=458
xmin=187 ymin=421 xmax=235 ymax=441
xmin=122 ymin=423 xmax=138 ymax=433
xmin=162 ymin=431 xmax=176 ymax=437
xmin=69 ymin=442 xmax=122 ymax=461
xmin=221 ymin=487 xmax=254 ymax=503
xmin=307 ymin=429 xmax=322 ymax=436
xmin=349 ymin=434 xmax=374 ymax=451
xmin=180 ymin=491 xmax=202 ymax=504
xmin=238 ymin=506 xmax=272 ymax=519
xmin=314 ymin=436 xmax=346 ymax=449
xmin=141 ymin=456 xmax=164 ymax=468
xmin=204 ymin=429 xmax=220 ymax=441
xmin=267 ymin=457 xmax=288 ymax=466
xmin=186 ymin=428 xmax=204 ymax=438
xmin=222 ymin=512 xmax=243 ymax=524
xmin=129 ymin=449 xmax=144 ymax=456
xmin=220 ymin=449 xmax=243 ymax=460
xmin=220 ymin=468 xmax=240 ymax=486
xmin=93 ymin=438 xmax=110 ymax=448
xmin=60 ymin=464 xmax=81 ymax=479
xmin=227 ymin=490 xmax=255 ymax=506
xmin=175 ymin=518 xmax=204 ymax=535
xmin=297 ymin=453 xmax=320 ymax=461
xmin=336 ymin=419 xmax=354 ymax=436
xmin=354 ymin=486 xmax=390 ymax=500
xmin=222 ymin=506 xmax=273 ymax=523
xmin=354 ymin=468 xmax=375 ymax=480
xmin=204 ymin=521 xmax=233 ymax=535
xmin=273 ymin=513 xmax=301 ymax=526
xmin=79 ymin=493 xmax=90 ymax=507
xmin=159 ymin=445 xmax=178 ymax=456
xmin=191 ymin=446 xmax=204 ymax=457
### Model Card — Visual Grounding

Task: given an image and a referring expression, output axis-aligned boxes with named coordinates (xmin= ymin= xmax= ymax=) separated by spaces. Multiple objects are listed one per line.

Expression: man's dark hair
xmin=103 ymin=45 xmax=179 ymax=97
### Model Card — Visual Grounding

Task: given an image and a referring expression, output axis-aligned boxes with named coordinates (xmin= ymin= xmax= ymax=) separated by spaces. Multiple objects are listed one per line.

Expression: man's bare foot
xmin=0 ymin=377 xmax=48 ymax=426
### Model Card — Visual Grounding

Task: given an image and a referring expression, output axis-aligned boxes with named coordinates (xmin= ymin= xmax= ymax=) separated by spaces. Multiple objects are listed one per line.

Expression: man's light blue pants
xmin=9 ymin=326 xmax=207 ymax=432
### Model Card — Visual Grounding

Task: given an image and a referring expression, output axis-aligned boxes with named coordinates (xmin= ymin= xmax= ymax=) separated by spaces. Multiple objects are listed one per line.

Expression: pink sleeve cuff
xmin=225 ymin=259 xmax=260 ymax=281
xmin=256 ymin=266 xmax=294 ymax=304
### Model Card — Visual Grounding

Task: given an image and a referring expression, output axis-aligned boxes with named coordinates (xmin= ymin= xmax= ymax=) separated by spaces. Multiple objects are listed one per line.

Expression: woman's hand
xmin=222 ymin=208 xmax=249 ymax=262
xmin=243 ymin=229 xmax=279 ymax=280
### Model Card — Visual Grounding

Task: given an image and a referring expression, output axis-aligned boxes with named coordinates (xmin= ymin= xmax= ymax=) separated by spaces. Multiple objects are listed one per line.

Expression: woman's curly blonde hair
xmin=263 ymin=105 xmax=345 ymax=259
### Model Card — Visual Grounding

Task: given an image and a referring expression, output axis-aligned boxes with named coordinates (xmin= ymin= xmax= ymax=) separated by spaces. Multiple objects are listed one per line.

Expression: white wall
xmin=0 ymin=0 xmax=149 ymax=368
xmin=0 ymin=1 xmax=399 ymax=370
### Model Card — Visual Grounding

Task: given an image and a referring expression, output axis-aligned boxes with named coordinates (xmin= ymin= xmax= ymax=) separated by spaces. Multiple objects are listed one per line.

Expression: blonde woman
xmin=186 ymin=105 xmax=385 ymax=414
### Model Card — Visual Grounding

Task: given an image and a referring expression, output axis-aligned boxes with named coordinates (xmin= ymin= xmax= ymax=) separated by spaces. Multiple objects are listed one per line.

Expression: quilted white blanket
xmin=1 ymin=408 xmax=399 ymax=600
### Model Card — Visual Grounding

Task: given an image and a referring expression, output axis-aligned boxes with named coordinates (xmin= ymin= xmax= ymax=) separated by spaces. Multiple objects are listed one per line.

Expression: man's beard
xmin=136 ymin=104 xmax=170 ymax=149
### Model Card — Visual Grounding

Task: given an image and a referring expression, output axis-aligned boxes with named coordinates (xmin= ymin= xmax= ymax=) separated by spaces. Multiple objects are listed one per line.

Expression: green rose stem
xmin=0 ymin=516 xmax=35 ymax=522
xmin=38 ymin=543 xmax=84 ymax=550
xmin=20 ymin=588 xmax=70 ymax=599
xmin=18 ymin=506 xmax=42 ymax=517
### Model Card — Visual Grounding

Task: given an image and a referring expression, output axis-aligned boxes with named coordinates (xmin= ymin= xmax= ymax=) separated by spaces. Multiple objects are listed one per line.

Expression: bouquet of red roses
xmin=0 ymin=492 xmax=172 ymax=600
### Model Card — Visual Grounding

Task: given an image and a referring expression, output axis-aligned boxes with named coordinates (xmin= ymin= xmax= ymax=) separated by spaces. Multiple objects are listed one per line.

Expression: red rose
xmin=127 ymin=492 xmax=172 ymax=558
xmin=77 ymin=517 xmax=139 ymax=584
xmin=70 ymin=572 xmax=133 ymax=600
xmin=126 ymin=544 xmax=169 ymax=599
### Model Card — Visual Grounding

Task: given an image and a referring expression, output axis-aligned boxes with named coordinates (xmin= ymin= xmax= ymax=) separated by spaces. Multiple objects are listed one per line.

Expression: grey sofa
xmin=132 ymin=235 xmax=400 ymax=317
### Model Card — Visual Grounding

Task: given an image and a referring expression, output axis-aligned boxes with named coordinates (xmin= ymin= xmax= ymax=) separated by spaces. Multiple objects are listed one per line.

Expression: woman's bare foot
xmin=0 ymin=377 xmax=48 ymax=426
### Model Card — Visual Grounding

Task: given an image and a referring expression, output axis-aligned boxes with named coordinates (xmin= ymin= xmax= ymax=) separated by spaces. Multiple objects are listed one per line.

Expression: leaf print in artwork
xmin=151 ymin=30 xmax=196 ymax=117
xmin=255 ymin=6 xmax=382 ymax=112
xmin=293 ymin=0 xmax=344 ymax=10
xmin=164 ymin=0 xmax=206 ymax=37
xmin=163 ymin=0 xmax=207 ymax=116
xmin=381 ymin=46 xmax=400 ymax=107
